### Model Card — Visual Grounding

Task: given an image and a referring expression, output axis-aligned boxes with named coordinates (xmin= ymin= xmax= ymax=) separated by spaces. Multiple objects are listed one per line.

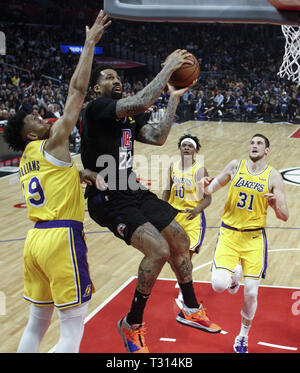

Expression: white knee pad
xmin=56 ymin=302 xmax=89 ymax=353
xmin=57 ymin=301 xmax=89 ymax=321
xmin=211 ymin=266 xmax=231 ymax=293
xmin=241 ymin=278 xmax=260 ymax=321
xmin=30 ymin=304 xmax=54 ymax=320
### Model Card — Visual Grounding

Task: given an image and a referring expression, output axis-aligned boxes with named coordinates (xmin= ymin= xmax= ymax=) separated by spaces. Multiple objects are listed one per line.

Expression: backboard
xmin=103 ymin=0 xmax=300 ymax=25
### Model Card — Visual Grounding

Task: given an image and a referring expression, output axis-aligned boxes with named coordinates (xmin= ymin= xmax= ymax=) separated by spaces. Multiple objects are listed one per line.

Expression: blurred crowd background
xmin=1 ymin=0 xmax=300 ymax=153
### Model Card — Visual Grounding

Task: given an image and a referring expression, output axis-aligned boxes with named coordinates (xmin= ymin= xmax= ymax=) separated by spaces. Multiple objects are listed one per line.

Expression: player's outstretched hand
xmin=167 ymin=78 xmax=197 ymax=98
xmin=86 ymin=9 xmax=112 ymax=45
xmin=162 ymin=49 xmax=194 ymax=72
xmin=199 ymin=176 xmax=214 ymax=193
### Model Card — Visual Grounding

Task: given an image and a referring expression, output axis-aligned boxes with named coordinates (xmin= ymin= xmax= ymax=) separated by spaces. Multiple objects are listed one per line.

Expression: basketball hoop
xmin=278 ymin=25 xmax=300 ymax=86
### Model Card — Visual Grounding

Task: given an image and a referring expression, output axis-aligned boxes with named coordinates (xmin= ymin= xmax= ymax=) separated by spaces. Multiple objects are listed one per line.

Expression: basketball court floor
xmin=1 ymin=119 xmax=300 ymax=354
xmin=78 ymin=277 xmax=299 ymax=354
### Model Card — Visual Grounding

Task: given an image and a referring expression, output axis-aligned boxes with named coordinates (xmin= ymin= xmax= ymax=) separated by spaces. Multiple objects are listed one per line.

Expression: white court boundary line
xmin=160 ymin=338 xmax=176 ymax=342
xmin=258 ymin=341 xmax=297 ymax=351
xmin=288 ymin=125 xmax=300 ymax=138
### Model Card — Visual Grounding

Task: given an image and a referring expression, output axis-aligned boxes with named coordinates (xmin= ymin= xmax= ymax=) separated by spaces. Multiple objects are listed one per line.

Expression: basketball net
xmin=278 ymin=25 xmax=300 ymax=86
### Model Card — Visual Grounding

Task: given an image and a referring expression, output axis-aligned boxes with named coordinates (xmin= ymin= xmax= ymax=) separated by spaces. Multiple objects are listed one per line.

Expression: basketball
xmin=169 ymin=54 xmax=199 ymax=88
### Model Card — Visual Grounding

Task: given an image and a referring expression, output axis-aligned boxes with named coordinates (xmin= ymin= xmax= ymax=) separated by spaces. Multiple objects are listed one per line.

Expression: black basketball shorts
xmin=87 ymin=189 xmax=178 ymax=245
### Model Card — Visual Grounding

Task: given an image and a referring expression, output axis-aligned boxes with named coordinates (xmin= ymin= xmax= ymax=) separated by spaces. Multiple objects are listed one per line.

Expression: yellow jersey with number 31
xmin=19 ymin=140 xmax=85 ymax=223
xmin=222 ymin=159 xmax=273 ymax=230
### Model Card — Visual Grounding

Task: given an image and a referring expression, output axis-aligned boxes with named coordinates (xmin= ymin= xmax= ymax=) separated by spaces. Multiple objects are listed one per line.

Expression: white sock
xmin=55 ymin=302 xmax=89 ymax=353
xmin=183 ymin=304 xmax=198 ymax=315
xmin=17 ymin=304 xmax=54 ymax=353
xmin=239 ymin=323 xmax=251 ymax=338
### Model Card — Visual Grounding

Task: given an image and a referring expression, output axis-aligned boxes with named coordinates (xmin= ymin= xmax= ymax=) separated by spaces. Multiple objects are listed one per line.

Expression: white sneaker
xmin=228 ymin=263 xmax=243 ymax=294
xmin=233 ymin=335 xmax=248 ymax=353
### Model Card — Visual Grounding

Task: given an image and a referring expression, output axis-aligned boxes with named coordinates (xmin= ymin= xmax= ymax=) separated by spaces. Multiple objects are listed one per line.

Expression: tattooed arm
xmin=136 ymin=83 xmax=194 ymax=146
xmin=116 ymin=49 xmax=192 ymax=119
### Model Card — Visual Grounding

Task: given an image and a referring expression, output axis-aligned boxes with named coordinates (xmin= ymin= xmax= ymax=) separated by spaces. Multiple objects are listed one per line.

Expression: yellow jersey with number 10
xmin=168 ymin=160 xmax=203 ymax=211
xmin=222 ymin=159 xmax=273 ymax=230
xmin=19 ymin=139 xmax=85 ymax=223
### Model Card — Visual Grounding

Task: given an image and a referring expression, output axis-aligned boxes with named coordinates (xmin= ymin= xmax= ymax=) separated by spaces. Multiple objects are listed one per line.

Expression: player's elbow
xmin=69 ymin=77 xmax=88 ymax=98
xmin=156 ymin=137 xmax=167 ymax=146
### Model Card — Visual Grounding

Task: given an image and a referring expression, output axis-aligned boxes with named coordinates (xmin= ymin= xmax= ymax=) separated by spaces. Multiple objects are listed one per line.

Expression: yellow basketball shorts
xmin=23 ymin=220 xmax=94 ymax=309
xmin=213 ymin=223 xmax=268 ymax=279
xmin=175 ymin=211 xmax=206 ymax=253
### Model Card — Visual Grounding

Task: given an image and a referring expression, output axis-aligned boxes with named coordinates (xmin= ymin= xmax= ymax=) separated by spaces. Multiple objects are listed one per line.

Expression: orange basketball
xmin=169 ymin=54 xmax=199 ymax=88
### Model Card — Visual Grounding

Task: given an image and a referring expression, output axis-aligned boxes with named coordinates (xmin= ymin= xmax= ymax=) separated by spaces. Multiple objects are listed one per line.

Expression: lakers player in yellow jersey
xmin=163 ymin=135 xmax=211 ymax=257
xmin=162 ymin=135 xmax=221 ymax=331
xmin=3 ymin=10 xmax=111 ymax=353
xmin=200 ymin=134 xmax=289 ymax=353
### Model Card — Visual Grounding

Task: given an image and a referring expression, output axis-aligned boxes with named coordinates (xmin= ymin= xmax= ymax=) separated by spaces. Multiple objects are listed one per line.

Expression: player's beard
xmin=249 ymin=153 xmax=264 ymax=162
xmin=112 ymin=91 xmax=122 ymax=99
xmin=111 ymin=87 xmax=122 ymax=99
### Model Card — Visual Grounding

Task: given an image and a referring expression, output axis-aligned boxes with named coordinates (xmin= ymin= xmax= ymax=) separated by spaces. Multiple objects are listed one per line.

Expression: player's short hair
xmin=178 ymin=134 xmax=201 ymax=151
xmin=3 ymin=110 xmax=27 ymax=151
xmin=90 ymin=64 xmax=114 ymax=91
xmin=251 ymin=133 xmax=270 ymax=148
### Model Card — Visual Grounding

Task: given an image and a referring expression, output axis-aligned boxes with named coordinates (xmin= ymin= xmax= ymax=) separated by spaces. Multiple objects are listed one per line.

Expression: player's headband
xmin=180 ymin=138 xmax=197 ymax=149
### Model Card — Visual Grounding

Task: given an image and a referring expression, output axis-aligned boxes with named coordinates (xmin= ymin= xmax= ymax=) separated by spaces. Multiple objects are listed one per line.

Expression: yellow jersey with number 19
xmin=19 ymin=139 xmax=85 ymax=223
xmin=222 ymin=159 xmax=273 ymax=230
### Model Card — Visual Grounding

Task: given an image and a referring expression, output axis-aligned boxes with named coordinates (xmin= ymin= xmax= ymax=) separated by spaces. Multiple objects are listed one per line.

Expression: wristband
xmin=205 ymin=178 xmax=221 ymax=195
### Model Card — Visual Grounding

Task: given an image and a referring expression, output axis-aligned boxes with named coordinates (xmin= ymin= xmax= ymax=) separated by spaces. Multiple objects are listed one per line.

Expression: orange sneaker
xmin=117 ymin=317 xmax=149 ymax=353
xmin=176 ymin=303 xmax=222 ymax=333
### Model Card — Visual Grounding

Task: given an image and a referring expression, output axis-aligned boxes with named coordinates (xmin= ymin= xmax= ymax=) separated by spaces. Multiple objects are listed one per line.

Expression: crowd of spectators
xmin=1 ymin=0 xmax=300 ymax=148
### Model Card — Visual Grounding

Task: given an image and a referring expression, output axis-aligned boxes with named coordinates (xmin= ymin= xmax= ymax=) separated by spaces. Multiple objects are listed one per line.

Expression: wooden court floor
xmin=0 ymin=120 xmax=299 ymax=353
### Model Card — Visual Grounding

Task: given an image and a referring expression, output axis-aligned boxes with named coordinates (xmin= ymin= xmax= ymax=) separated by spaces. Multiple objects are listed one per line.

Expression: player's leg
xmin=18 ymin=230 xmax=55 ymax=352
xmin=233 ymin=277 xmax=260 ymax=353
xmin=212 ymin=228 xmax=241 ymax=293
xmin=127 ymin=222 xmax=170 ymax=324
xmin=174 ymin=211 xmax=206 ymax=301
xmin=162 ymin=219 xmax=221 ymax=333
xmin=241 ymin=277 xmax=260 ymax=329
xmin=161 ymin=219 xmax=195 ymax=302
xmin=41 ymin=223 xmax=93 ymax=353
xmin=88 ymin=192 xmax=170 ymax=352
xmin=234 ymin=230 xmax=266 ymax=353
xmin=17 ymin=304 xmax=54 ymax=353
xmin=55 ymin=301 xmax=89 ymax=353
xmin=118 ymin=221 xmax=169 ymax=353
xmin=211 ymin=266 xmax=232 ymax=293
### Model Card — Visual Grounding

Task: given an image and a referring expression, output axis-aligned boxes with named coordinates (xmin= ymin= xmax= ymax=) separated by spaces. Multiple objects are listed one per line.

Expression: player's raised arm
xmin=116 ymin=49 xmax=193 ymax=118
xmin=199 ymin=159 xmax=239 ymax=195
xmin=136 ymin=81 xmax=196 ymax=146
xmin=46 ymin=10 xmax=111 ymax=152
